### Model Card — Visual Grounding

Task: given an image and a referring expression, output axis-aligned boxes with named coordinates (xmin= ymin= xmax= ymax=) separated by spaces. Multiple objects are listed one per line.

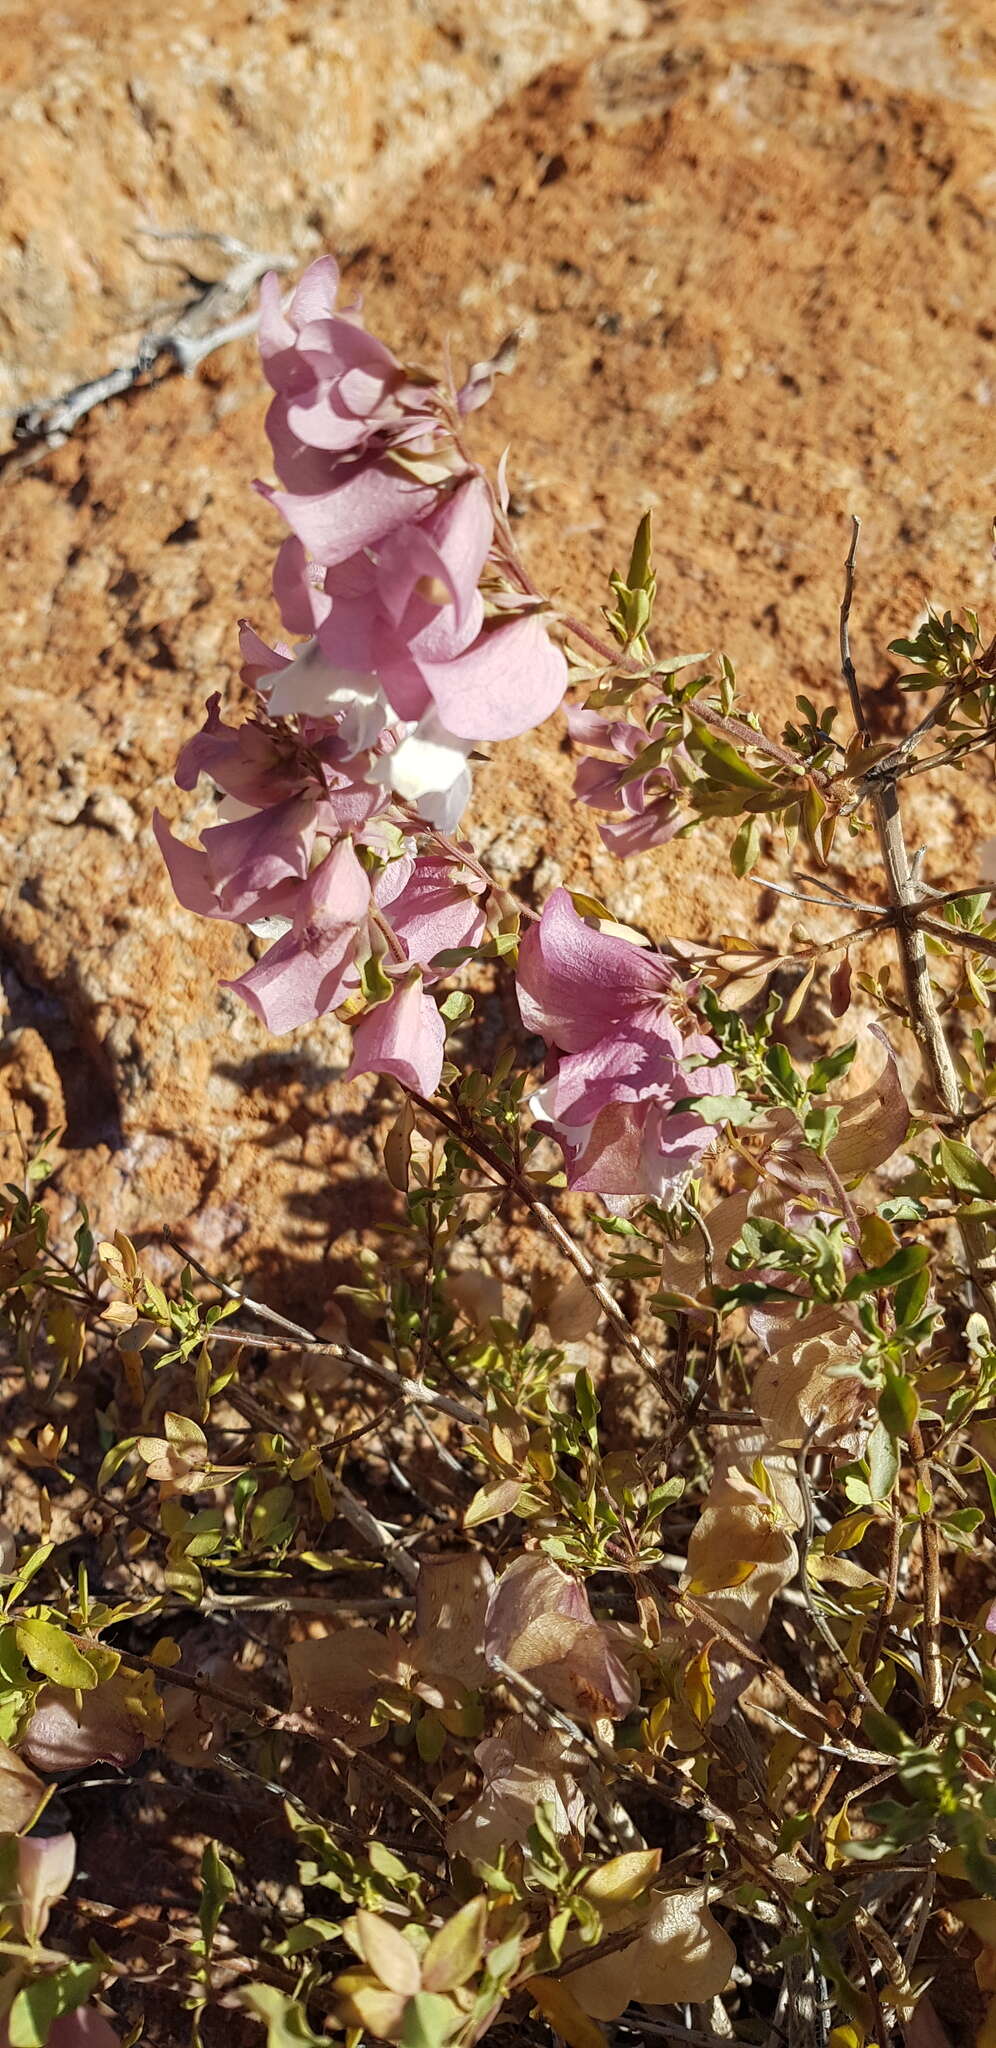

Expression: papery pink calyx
xmin=516 ymin=888 xmax=675 ymax=1051
xmin=568 ymin=704 xmax=692 ymax=857
xmin=484 ymin=1553 xmax=636 ymax=1721
xmin=516 ymin=890 xmax=735 ymax=1200
xmin=377 ymin=854 xmax=487 ymax=971
xmin=154 ymin=794 xmax=319 ymax=927
xmin=345 ymin=973 xmax=446 ymax=1096
xmin=223 ymin=836 xmax=371 ymax=1035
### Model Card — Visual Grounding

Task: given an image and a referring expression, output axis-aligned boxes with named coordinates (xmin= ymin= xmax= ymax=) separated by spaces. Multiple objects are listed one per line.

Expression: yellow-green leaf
xmin=16 ymin=1619 xmax=97 ymax=1691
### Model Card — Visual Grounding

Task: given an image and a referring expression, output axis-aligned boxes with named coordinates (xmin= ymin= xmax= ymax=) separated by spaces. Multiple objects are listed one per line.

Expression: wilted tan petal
xmin=570 ymin=1886 xmax=735 ymax=2021
xmin=24 ymin=1670 xmax=159 ymax=1774
xmin=544 ymin=1274 xmax=601 ymax=1343
xmin=486 ymin=1555 xmax=635 ymax=1721
xmin=449 ymin=1267 xmax=504 ymax=1328
xmin=332 ymin=1972 xmax=409 ymax=2040
xmin=826 ymin=1029 xmax=909 ymax=1179
xmin=287 ymin=1626 xmax=413 ymax=1749
xmin=415 ymin=1552 xmax=494 ymax=1689
xmin=446 ymin=1720 xmax=585 ymax=1862
xmin=17 ymin=1831 xmax=75 ymax=1941
xmin=681 ymin=1442 xmax=801 ymax=1725
xmin=0 ymin=1740 xmax=45 ymax=1833
xmin=658 ymin=1191 xmax=752 ymax=1300
xmin=754 ymin=1325 xmax=869 ymax=1450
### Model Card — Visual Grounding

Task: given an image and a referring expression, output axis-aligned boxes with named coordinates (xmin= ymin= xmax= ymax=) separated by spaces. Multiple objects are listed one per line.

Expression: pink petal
xmin=199 ymin=796 xmax=316 ymax=913
xmin=225 ymin=923 xmax=357 ymax=1034
xmin=543 ymin=1027 xmax=685 ymax=1124
xmin=515 ymin=889 xmax=673 ymax=1052
xmin=346 ymin=978 xmax=445 ymax=1095
xmin=261 ymin=463 xmax=437 ymax=567
xmin=383 ymin=856 xmax=487 ymax=968
xmin=272 ymin=536 xmax=332 ymax=635
xmin=288 ymin=254 xmax=340 ymax=327
xmin=420 ymin=611 xmax=567 ymax=741
xmin=257 ymin=270 xmax=297 ymax=383
xmin=305 ymin=835 xmax=372 ymax=927
xmin=154 ymin=813 xmax=226 ymax=919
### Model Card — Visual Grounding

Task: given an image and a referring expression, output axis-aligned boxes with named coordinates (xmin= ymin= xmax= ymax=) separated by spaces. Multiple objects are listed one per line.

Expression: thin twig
xmin=838 ymin=521 xmax=996 ymax=1351
xmin=162 ymin=1225 xmax=483 ymax=1424
xmin=407 ymin=1090 xmax=675 ymax=1402
xmin=908 ymin=1420 xmax=943 ymax=1718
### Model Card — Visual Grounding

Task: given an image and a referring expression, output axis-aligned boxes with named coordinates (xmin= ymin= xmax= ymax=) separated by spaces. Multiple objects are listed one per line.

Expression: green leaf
xmin=627 ymin=510 xmax=654 ymax=591
xmin=843 ymin=1244 xmax=929 ymax=1301
xmin=4 ymin=1544 xmax=55 ymax=1610
xmin=97 ymin=1439 xmax=138 ymax=1492
xmin=401 ymin=1991 xmax=462 ymax=2048
xmin=670 ymin=1092 xmax=755 ymax=1126
xmin=198 ymin=1839 xmax=236 ymax=1959
xmin=878 ymin=1369 xmax=919 ymax=1439
xmin=809 ymin=1042 xmax=857 ymax=1095
xmin=421 ymin=1898 xmax=487 ymax=1994
xmin=937 ymin=1137 xmax=996 ymax=1199
xmin=731 ymin=814 xmax=761 ymax=877
xmin=866 ymin=1420 xmax=900 ymax=1503
xmin=9 ymin=1963 xmax=100 ymax=2048
xmin=16 ymin=1618 xmax=98 ymax=1690
xmin=241 ymin=1985 xmax=322 ymax=2046
xmin=439 ymin=990 xmax=473 ymax=1022
xmin=574 ymin=1368 xmax=599 ymax=1437
xmin=687 ymin=717 xmax=773 ymax=789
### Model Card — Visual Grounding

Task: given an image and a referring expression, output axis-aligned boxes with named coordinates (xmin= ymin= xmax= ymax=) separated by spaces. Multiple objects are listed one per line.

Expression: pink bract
xmin=345 ymin=975 xmax=446 ymax=1096
xmin=516 ymin=890 xmax=735 ymax=1199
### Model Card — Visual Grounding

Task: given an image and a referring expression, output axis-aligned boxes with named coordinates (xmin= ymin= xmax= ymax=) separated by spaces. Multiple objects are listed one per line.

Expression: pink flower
xmin=255 ymin=256 xmax=447 ymax=567
xmin=568 ymin=704 xmax=691 ymax=857
xmin=223 ymin=835 xmax=370 ymax=1034
xmin=516 ymin=890 xmax=735 ymax=1200
xmin=345 ymin=974 xmax=445 ymax=1095
xmin=153 ymin=799 xmax=316 ymax=926
xmin=378 ymin=854 xmax=487 ymax=970
xmin=516 ymin=887 xmax=676 ymax=1050
xmin=270 ymin=478 xmax=568 ymax=745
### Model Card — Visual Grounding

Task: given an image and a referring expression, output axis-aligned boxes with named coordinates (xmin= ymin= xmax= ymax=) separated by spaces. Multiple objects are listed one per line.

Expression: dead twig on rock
xmin=3 ymin=230 xmax=292 ymax=474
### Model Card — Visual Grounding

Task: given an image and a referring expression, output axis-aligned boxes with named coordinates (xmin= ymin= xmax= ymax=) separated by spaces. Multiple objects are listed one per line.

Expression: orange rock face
xmin=1 ymin=0 xmax=995 ymax=1299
